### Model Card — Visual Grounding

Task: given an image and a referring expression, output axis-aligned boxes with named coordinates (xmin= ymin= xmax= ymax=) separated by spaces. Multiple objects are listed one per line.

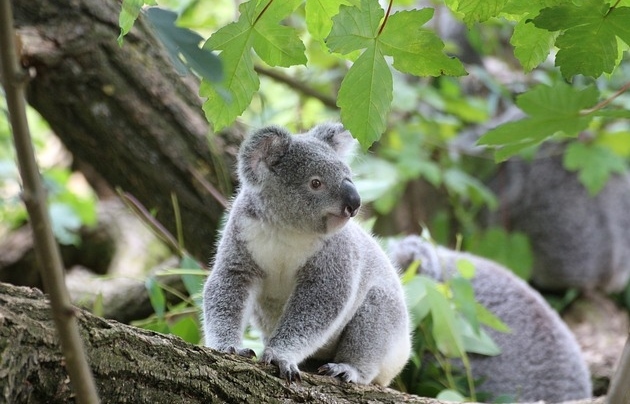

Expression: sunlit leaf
xmin=337 ymin=44 xmax=392 ymax=149
xmin=146 ymin=276 xmax=166 ymax=320
xmin=379 ymin=10 xmax=466 ymax=77
xmin=533 ymin=0 xmax=630 ymax=78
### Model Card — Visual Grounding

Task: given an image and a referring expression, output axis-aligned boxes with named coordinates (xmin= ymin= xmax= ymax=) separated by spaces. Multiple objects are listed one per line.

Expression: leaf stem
xmin=253 ymin=0 xmax=274 ymax=25
xmin=377 ymin=0 xmax=394 ymax=36
xmin=580 ymin=82 xmax=630 ymax=115
xmin=606 ymin=0 xmax=621 ymax=16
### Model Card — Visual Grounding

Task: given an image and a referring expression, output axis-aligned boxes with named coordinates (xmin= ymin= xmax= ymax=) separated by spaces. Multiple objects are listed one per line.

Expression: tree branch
xmin=0 ymin=282 xmax=605 ymax=403
xmin=0 ymin=1 xmax=98 ymax=402
xmin=255 ymin=65 xmax=338 ymax=109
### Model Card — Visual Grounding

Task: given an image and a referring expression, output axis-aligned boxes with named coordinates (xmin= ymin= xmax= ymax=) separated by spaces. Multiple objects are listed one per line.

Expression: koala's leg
xmin=319 ymin=287 xmax=410 ymax=386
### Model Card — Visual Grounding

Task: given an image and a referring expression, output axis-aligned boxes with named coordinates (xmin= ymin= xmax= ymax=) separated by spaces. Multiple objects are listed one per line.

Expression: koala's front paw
xmin=318 ymin=363 xmax=361 ymax=383
xmin=224 ymin=346 xmax=256 ymax=358
xmin=261 ymin=347 xmax=301 ymax=383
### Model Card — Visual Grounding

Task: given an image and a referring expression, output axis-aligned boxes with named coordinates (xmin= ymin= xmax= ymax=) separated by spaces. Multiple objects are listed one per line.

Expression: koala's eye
xmin=310 ymin=178 xmax=322 ymax=189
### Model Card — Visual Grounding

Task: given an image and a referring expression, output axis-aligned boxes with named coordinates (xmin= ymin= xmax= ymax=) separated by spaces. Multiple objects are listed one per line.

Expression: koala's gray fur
xmin=389 ymin=235 xmax=592 ymax=402
xmin=203 ymin=123 xmax=411 ymax=386
xmin=487 ymin=143 xmax=630 ymax=292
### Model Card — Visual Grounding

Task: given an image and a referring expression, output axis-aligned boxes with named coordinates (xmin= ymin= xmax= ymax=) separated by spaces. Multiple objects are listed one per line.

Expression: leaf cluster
xmin=398 ymin=251 xmax=510 ymax=400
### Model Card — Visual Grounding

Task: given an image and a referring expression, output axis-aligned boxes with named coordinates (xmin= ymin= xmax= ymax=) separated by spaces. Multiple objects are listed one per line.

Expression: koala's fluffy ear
xmin=238 ymin=126 xmax=292 ymax=186
xmin=308 ymin=123 xmax=357 ymax=160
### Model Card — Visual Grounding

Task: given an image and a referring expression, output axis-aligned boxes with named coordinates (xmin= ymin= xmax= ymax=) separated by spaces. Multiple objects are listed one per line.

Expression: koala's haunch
xmin=202 ymin=124 xmax=411 ymax=386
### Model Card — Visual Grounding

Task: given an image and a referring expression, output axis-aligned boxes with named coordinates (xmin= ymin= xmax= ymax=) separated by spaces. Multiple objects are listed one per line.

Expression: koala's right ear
xmin=238 ymin=126 xmax=293 ymax=186
xmin=307 ymin=123 xmax=357 ymax=161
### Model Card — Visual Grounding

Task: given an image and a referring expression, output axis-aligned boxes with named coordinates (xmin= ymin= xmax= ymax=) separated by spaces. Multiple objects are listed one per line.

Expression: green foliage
xmin=477 ymin=81 xmax=630 ymax=161
xmin=400 ymin=258 xmax=510 ymax=399
xmin=466 ymin=227 xmax=533 ymax=280
xmin=510 ymin=19 xmax=557 ymax=72
xmin=144 ymin=7 xmax=222 ymax=82
xmin=134 ymin=256 xmax=206 ymax=344
xmin=450 ymin=0 xmax=509 ymax=25
xmin=200 ymin=0 xmax=305 ymax=131
xmin=118 ymin=0 xmax=151 ymax=44
xmin=531 ymin=0 xmax=630 ymax=78
xmin=564 ymin=141 xmax=627 ymax=195
xmin=329 ymin=2 xmax=465 ymax=148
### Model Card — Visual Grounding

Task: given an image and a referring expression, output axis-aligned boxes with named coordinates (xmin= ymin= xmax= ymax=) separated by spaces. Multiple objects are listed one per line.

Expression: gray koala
xmin=202 ymin=123 xmax=411 ymax=385
xmin=389 ymin=235 xmax=592 ymax=402
xmin=486 ymin=142 xmax=630 ymax=293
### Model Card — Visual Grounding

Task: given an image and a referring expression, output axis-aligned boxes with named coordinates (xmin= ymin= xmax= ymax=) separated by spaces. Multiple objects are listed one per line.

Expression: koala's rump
xmin=453 ymin=252 xmax=592 ymax=402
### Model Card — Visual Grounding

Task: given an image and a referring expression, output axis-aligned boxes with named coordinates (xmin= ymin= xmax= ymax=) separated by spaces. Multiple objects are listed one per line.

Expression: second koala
xmin=203 ymin=124 xmax=411 ymax=385
xmin=389 ymin=236 xmax=592 ymax=402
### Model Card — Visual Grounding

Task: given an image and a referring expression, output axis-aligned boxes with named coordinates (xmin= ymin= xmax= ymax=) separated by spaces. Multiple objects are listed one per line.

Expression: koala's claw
xmin=261 ymin=348 xmax=301 ymax=384
xmin=225 ymin=346 xmax=256 ymax=358
xmin=318 ymin=363 xmax=360 ymax=383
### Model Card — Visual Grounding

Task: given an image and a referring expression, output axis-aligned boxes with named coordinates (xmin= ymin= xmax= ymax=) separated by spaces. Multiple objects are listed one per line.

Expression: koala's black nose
xmin=341 ymin=178 xmax=361 ymax=217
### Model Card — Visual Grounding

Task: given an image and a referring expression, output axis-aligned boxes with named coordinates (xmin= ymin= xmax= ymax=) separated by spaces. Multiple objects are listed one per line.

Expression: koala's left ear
xmin=308 ymin=123 xmax=357 ymax=160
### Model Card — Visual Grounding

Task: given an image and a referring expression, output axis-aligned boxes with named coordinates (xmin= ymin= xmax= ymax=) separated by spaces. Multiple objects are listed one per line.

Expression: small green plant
xmin=134 ymin=255 xmax=205 ymax=343
xmin=397 ymin=252 xmax=510 ymax=400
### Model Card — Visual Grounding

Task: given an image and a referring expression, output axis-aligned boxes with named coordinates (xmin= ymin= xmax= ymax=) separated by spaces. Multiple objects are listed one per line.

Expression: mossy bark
xmin=0 ymin=282 xmax=439 ymax=403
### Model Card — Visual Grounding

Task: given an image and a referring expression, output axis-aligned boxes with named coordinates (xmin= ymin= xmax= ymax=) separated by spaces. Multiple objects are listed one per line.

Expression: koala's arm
xmin=203 ymin=227 xmax=261 ymax=356
xmin=261 ymin=245 xmax=359 ymax=379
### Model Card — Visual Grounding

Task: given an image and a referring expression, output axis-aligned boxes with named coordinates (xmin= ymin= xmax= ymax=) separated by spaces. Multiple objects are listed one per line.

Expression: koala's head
xmin=388 ymin=236 xmax=442 ymax=279
xmin=238 ymin=123 xmax=361 ymax=235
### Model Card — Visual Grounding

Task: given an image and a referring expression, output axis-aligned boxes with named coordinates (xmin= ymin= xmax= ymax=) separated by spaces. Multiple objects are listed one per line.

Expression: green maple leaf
xmin=510 ymin=19 xmax=557 ymax=72
xmin=305 ymin=0 xmax=356 ymax=40
xmin=564 ymin=143 xmax=627 ymax=195
xmin=326 ymin=0 xmax=383 ymax=55
xmin=452 ymin=0 xmax=509 ymax=25
xmin=501 ymin=0 xmax=557 ymax=15
xmin=533 ymin=0 xmax=630 ymax=78
xmin=200 ymin=0 xmax=305 ymax=131
xmin=118 ymin=0 xmax=145 ymax=45
xmin=329 ymin=0 xmax=465 ymax=148
xmin=338 ymin=44 xmax=393 ymax=149
xmin=478 ymin=82 xmax=599 ymax=161
xmin=253 ymin=23 xmax=307 ymax=67
xmin=379 ymin=9 xmax=466 ymax=77
xmin=201 ymin=12 xmax=258 ymax=131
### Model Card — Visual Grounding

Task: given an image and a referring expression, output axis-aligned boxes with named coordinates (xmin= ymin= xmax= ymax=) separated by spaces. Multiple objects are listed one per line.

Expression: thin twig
xmin=188 ymin=166 xmax=229 ymax=209
xmin=0 ymin=1 xmax=99 ymax=402
xmin=254 ymin=65 xmax=338 ymax=109
xmin=118 ymin=190 xmax=183 ymax=255
xmin=580 ymin=82 xmax=630 ymax=115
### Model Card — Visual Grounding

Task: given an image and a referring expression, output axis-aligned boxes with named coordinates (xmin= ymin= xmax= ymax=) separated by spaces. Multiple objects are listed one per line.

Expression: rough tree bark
xmin=12 ymin=0 xmax=244 ymax=264
xmin=0 ymin=282 xmax=439 ymax=403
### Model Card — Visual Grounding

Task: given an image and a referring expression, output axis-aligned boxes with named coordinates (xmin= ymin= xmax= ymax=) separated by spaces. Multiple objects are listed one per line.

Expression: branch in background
xmin=255 ymin=65 xmax=338 ymax=109
xmin=0 ymin=1 xmax=99 ymax=402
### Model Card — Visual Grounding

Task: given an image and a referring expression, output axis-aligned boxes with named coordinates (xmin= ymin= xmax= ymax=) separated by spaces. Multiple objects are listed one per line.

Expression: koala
xmin=389 ymin=235 xmax=592 ymax=402
xmin=202 ymin=123 xmax=411 ymax=386
xmin=486 ymin=142 xmax=630 ymax=293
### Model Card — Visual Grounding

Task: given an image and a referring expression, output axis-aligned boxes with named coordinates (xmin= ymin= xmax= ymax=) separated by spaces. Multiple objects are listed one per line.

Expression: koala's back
xmin=489 ymin=148 xmax=630 ymax=292
xmin=389 ymin=236 xmax=592 ymax=402
xmin=437 ymin=248 xmax=592 ymax=402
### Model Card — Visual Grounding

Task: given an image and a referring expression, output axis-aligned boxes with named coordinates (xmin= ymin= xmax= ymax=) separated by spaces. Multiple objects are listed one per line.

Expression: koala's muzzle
xmin=341 ymin=179 xmax=361 ymax=218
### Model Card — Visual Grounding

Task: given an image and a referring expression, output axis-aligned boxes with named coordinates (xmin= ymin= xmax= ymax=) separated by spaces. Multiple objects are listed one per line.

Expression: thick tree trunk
xmin=11 ymin=0 xmax=243 ymax=263
xmin=0 ymin=282 xmax=438 ymax=403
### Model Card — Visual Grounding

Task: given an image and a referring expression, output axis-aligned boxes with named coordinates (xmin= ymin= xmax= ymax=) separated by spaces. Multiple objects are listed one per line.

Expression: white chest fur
xmin=241 ymin=217 xmax=323 ymax=333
